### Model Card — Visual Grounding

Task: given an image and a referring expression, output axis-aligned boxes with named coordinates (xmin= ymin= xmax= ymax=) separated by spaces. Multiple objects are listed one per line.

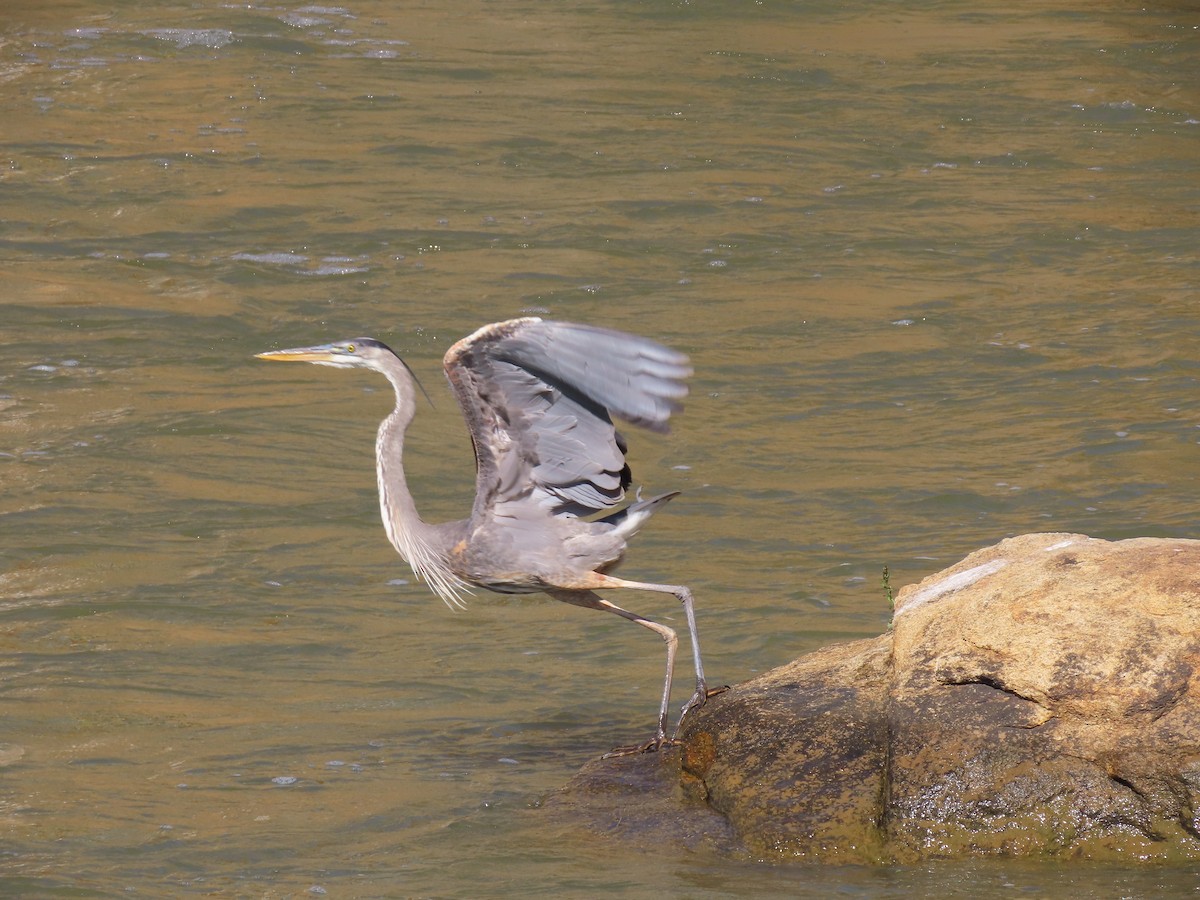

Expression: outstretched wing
xmin=443 ymin=318 xmax=691 ymax=523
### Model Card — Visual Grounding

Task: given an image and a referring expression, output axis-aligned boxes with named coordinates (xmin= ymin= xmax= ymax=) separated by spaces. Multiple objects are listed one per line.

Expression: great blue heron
xmin=257 ymin=317 xmax=709 ymax=751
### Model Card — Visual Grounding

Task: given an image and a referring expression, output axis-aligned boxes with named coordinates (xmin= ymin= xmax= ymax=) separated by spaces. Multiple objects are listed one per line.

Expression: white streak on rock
xmin=1045 ymin=540 xmax=1077 ymax=552
xmin=897 ymin=559 xmax=1008 ymax=615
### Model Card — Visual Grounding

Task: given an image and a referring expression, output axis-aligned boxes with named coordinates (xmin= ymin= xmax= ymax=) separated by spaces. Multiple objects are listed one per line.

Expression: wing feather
xmin=443 ymin=318 xmax=690 ymax=523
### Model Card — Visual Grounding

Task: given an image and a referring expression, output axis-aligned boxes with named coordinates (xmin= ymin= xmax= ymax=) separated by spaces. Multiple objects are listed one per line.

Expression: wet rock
xmin=550 ymin=533 xmax=1200 ymax=862
xmin=678 ymin=635 xmax=892 ymax=861
xmin=883 ymin=532 xmax=1200 ymax=861
xmin=543 ymin=745 xmax=738 ymax=853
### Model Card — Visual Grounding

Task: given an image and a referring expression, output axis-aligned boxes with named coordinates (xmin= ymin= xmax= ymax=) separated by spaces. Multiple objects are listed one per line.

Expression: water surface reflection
xmin=2 ymin=0 xmax=1198 ymax=894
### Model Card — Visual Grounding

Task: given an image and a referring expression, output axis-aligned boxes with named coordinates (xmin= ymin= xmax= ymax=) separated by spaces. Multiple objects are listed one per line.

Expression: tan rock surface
xmin=885 ymin=533 xmax=1200 ymax=859
xmin=548 ymin=534 xmax=1200 ymax=862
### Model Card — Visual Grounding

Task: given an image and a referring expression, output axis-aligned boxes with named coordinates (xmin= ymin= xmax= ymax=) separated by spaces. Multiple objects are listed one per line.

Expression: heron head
xmin=257 ymin=336 xmax=434 ymax=406
xmin=256 ymin=337 xmax=397 ymax=370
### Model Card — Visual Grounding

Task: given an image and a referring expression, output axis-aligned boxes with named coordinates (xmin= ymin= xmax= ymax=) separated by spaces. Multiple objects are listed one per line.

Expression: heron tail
xmin=599 ymin=490 xmax=680 ymax=539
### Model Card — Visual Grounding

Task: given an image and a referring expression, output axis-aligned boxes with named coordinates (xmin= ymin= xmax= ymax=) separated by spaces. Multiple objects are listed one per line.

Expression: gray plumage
xmin=257 ymin=317 xmax=710 ymax=751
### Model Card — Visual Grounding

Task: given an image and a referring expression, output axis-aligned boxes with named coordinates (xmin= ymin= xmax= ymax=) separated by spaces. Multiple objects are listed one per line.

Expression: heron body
xmin=257 ymin=317 xmax=708 ymax=750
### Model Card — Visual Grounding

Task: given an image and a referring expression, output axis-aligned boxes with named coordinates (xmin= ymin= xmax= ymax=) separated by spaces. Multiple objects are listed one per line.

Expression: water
xmin=2 ymin=0 xmax=1198 ymax=894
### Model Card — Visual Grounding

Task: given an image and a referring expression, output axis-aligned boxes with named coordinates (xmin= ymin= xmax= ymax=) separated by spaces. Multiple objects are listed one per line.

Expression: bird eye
xmin=345 ymin=343 xmax=356 ymax=354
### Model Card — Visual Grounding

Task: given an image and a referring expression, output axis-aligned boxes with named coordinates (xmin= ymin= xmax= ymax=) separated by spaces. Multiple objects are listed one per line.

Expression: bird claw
xmin=671 ymin=682 xmax=730 ymax=738
xmin=602 ymin=736 xmax=678 ymax=759
xmin=606 ymin=686 xmax=731 ymax=757
xmin=684 ymin=681 xmax=729 ymax=715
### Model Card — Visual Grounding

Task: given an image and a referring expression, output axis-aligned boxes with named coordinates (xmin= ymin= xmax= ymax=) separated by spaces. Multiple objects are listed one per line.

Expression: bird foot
xmin=672 ymin=683 xmax=730 ymax=738
xmin=604 ymin=687 xmax=731 ymax=758
xmin=602 ymin=736 xmax=678 ymax=759
xmin=680 ymin=682 xmax=729 ymax=718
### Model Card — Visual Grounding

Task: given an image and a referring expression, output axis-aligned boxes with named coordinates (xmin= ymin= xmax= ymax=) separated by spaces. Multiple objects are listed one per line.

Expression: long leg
xmin=548 ymin=589 xmax=677 ymax=750
xmin=590 ymin=575 xmax=708 ymax=734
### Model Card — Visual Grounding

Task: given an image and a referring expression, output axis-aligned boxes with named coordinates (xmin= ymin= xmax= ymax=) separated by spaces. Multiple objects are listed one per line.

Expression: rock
xmin=884 ymin=532 xmax=1200 ymax=861
xmin=547 ymin=533 xmax=1200 ymax=862
xmin=543 ymin=745 xmax=738 ymax=853
xmin=677 ymin=635 xmax=892 ymax=861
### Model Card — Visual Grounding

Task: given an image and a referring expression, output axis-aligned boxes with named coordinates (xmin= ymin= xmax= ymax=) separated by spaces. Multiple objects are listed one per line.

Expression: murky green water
xmin=2 ymin=0 xmax=1198 ymax=895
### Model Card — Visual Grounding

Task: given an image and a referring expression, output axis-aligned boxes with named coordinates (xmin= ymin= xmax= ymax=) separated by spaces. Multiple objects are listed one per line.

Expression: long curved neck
xmin=374 ymin=357 xmax=470 ymax=609
xmin=375 ymin=363 xmax=431 ymax=560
